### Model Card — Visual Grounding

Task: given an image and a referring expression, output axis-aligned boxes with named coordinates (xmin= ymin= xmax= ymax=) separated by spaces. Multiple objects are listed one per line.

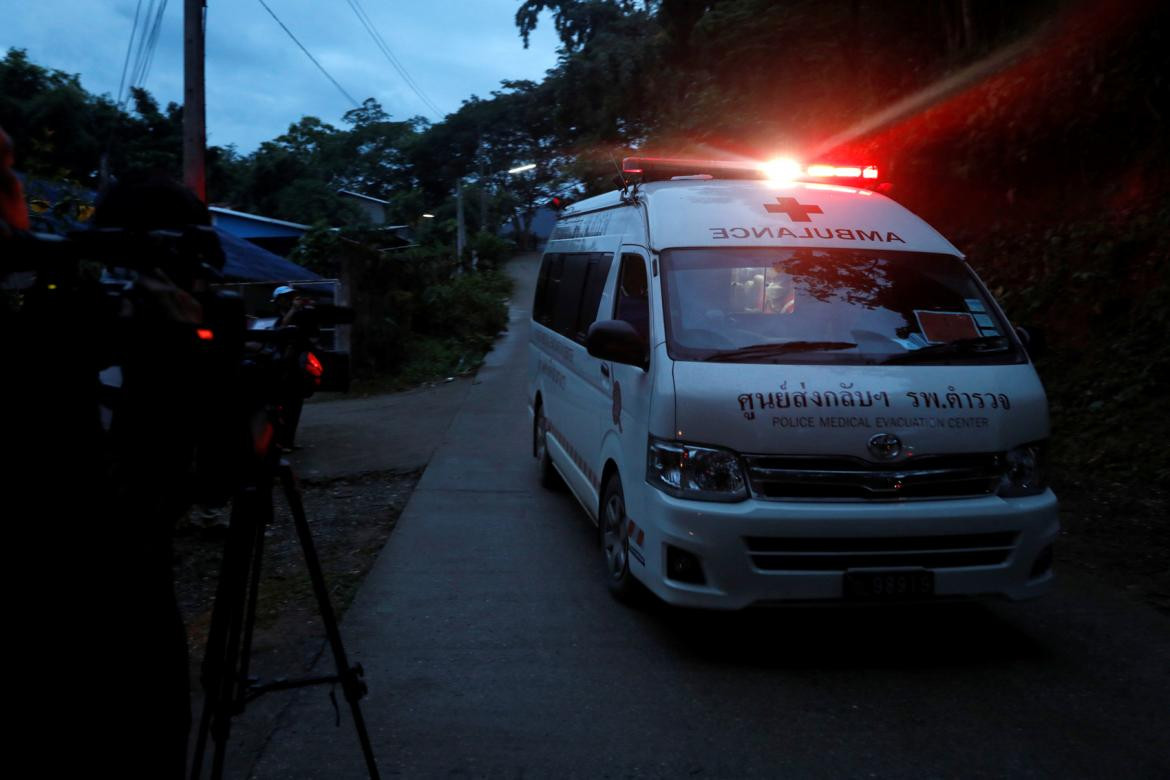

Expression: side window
xmin=535 ymin=251 xmax=618 ymax=343
xmin=572 ymin=252 xmax=614 ymax=343
xmin=533 ymin=253 xmax=562 ymax=328
xmin=552 ymin=253 xmax=591 ymax=336
xmin=613 ymin=253 xmax=650 ymax=342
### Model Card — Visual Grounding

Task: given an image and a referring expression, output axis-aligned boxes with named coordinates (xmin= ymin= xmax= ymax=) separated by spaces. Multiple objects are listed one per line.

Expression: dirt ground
xmin=1052 ymin=477 xmax=1170 ymax=615
xmin=174 ymin=468 xmax=420 ymax=747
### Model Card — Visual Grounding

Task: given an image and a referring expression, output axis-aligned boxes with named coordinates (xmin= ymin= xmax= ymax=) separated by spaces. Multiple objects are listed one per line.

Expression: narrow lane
xmin=255 ymin=253 xmax=1170 ymax=778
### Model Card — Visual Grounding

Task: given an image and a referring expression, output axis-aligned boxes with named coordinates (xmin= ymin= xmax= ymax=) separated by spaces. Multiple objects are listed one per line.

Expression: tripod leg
xmin=190 ymin=486 xmax=262 ymax=780
xmin=209 ymin=483 xmax=272 ymax=780
xmin=236 ymin=483 xmax=273 ymax=709
xmin=279 ymin=463 xmax=381 ymax=780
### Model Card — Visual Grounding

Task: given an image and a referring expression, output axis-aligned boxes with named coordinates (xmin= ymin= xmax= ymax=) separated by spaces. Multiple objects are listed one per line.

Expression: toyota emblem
xmin=867 ymin=433 xmax=903 ymax=460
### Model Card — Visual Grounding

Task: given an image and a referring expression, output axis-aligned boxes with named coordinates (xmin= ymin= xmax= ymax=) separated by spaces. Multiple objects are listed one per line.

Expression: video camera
xmin=3 ymin=225 xmax=352 ymax=504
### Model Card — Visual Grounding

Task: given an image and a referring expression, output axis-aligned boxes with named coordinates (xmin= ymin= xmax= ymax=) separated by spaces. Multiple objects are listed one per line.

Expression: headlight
xmin=647 ymin=438 xmax=748 ymax=502
xmin=998 ymin=443 xmax=1047 ymax=497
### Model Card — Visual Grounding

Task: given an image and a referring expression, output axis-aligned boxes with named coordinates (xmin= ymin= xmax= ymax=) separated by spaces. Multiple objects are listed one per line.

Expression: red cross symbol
xmin=765 ymin=197 xmax=823 ymax=222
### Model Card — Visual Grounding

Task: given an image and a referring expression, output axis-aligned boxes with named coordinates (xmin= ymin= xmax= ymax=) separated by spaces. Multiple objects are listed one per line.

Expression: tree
xmin=516 ymin=0 xmax=643 ymax=51
xmin=335 ymin=98 xmax=423 ymax=201
xmin=407 ymin=80 xmax=570 ymax=246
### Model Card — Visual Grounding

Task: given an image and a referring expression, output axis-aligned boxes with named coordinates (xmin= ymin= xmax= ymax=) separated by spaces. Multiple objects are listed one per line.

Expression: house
xmin=208 ymin=206 xmax=310 ymax=257
xmin=336 ymin=189 xmax=415 ymax=246
xmin=337 ymin=189 xmax=389 ymax=225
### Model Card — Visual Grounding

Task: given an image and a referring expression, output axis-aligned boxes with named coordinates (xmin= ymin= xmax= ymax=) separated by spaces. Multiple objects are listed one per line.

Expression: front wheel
xmin=601 ymin=475 xmax=637 ymax=601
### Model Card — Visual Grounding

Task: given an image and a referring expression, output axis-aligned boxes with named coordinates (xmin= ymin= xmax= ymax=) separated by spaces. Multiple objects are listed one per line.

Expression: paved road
xmin=253 ymin=253 xmax=1170 ymax=778
xmin=292 ymin=378 xmax=474 ymax=480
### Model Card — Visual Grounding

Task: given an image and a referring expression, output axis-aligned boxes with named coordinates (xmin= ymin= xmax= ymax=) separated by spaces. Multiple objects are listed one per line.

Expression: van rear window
xmin=660 ymin=248 xmax=1023 ymax=365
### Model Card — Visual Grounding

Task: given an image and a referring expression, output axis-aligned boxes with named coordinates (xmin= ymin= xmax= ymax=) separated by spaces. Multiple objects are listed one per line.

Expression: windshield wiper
xmin=701 ymin=341 xmax=858 ymax=362
xmin=882 ymin=335 xmax=1012 ymax=364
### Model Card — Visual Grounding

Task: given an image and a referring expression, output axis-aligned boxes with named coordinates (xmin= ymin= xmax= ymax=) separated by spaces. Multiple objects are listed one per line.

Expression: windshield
xmin=660 ymin=248 xmax=1022 ymax=365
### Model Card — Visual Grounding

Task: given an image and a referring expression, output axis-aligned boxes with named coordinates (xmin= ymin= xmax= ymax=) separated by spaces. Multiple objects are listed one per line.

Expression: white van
xmin=528 ymin=157 xmax=1057 ymax=609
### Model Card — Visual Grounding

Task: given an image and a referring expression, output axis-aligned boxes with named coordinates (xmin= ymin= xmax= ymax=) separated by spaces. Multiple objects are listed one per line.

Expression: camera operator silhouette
xmin=269 ymin=284 xmax=316 ymax=450
xmin=4 ymin=137 xmax=212 ymax=776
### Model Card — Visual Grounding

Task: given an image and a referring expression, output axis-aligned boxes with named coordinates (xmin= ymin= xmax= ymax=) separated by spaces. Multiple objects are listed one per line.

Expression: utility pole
xmin=183 ymin=0 xmax=207 ymax=201
xmin=478 ymin=135 xmax=487 ymax=236
xmin=455 ymin=178 xmax=466 ymax=269
xmin=473 ymin=133 xmax=485 ymax=271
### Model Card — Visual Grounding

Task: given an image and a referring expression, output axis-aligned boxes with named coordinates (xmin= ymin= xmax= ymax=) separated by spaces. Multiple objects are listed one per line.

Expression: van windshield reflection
xmin=659 ymin=248 xmax=1022 ymax=365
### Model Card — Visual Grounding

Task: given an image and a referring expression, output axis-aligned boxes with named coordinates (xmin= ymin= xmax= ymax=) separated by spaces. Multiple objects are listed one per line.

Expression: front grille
xmin=743 ymin=453 xmax=1005 ymax=501
xmin=744 ymin=532 xmax=1017 ymax=571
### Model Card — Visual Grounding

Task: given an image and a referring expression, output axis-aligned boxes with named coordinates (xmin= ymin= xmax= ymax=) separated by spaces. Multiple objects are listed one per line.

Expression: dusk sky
xmin=2 ymin=0 xmax=561 ymax=151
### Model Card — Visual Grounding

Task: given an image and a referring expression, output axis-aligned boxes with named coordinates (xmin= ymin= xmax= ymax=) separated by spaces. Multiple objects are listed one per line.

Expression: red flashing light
xmin=622 ymin=156 xmax=880 ymax=185
xmin=196 ymin=328 xmax=214 ymax=341
xmin=305 ymin=351 xmax=324 ymax=378
xmin=806 ymin=164 xmax=879 ymax=179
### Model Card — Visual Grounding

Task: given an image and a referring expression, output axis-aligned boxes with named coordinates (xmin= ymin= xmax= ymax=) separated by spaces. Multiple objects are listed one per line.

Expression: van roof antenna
xmin=609 ymin=152 xmax=630 ymax=197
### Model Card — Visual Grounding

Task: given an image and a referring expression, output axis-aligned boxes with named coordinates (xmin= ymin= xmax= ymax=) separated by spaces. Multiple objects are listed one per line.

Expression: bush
xmin=321 ymin=230 xmax=514 ymax=385
xmin=470 ymin=231 xmax=516 ymax=270
xmin=417 ymin=270 xmax=514 ymax=351
xmin=288 ymin=221 xmax=344 ymax=276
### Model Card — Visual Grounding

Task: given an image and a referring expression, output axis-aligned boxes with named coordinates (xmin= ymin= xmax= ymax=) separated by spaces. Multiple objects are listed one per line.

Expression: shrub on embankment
xmin=302 ymin=233 xmax=514 ymax=388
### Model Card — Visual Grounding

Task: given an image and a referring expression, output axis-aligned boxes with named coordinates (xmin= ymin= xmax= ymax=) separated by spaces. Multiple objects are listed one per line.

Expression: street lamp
xmin=457 ymin=162 xmax=535 ymax=268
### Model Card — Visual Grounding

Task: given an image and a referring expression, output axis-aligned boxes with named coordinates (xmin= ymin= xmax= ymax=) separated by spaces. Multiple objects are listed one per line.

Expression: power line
xmin=134 ymin=0 xmax=169 ymax=92
xmin=117 ymin=0 xmax=169 ymax=107
xmin=257 ymin=0 xmax=361 ymax=108
xmin=342 ymin=0 xmax=444 ymax=118
xmin=352 ymin=0 xmax=443 ymax=117
xmin=116 ymin=0 xmax=145 ymax=105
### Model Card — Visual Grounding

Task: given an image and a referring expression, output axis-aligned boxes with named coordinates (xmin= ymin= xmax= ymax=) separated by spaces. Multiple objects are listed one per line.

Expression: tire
xmin=601 ymin=475 xmax=637 ymax=601
xmin=534 ymin=405 xmax=561 ymax=490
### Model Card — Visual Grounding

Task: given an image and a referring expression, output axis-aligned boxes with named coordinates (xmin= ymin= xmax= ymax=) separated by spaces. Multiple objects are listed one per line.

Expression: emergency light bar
xmin=806 ymin=164 xmax=879 ymax=179
xmin=622 ymin=157 xmax=879 ymax=185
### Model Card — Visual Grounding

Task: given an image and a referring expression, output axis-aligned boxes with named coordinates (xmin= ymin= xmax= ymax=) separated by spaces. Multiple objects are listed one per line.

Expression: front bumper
xmin=632 ymin=488 xmax=1059 ymax=610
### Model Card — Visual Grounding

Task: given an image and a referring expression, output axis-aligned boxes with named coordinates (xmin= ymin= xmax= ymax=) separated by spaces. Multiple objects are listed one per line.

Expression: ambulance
xmin=527 ymin=157 xmax=1057 ymax=609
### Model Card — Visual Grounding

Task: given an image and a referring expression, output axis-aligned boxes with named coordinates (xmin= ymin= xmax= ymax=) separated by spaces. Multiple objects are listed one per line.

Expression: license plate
xmin=844 ymin=569 xmax=935 ymax=600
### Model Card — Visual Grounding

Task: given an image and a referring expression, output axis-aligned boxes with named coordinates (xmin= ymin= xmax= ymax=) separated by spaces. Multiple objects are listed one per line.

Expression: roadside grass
xmin=345 ymin=335 xmax=486 ymax=395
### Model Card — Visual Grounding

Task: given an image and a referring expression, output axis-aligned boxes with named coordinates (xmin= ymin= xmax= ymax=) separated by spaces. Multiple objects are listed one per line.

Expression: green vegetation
xmin=382 ymin=269 xmax=515 ymax=389
xmin=286 ymin=223 xmax=514 ymax=387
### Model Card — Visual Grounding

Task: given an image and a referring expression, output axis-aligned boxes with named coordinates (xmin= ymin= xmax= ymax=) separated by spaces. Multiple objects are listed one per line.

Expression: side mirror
xmin=1015 ymin=325 xmax=1047 ymax=361
xmin=587 ymin=320 xmax=648 ymax=370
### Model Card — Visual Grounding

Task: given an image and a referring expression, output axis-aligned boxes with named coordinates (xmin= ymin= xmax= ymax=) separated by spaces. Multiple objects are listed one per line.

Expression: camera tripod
xmin=189 ymin=450 xmax=380 ymax=779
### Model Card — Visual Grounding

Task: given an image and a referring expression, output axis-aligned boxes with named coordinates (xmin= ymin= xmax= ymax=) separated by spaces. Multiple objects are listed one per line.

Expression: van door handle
xmin=600 ymin=364 xmax=611 ymax=378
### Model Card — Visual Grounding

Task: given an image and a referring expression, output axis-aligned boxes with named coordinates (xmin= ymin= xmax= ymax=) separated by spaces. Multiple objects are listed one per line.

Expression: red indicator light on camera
xmin=306 ymin=352 xmax=324 ymax=377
